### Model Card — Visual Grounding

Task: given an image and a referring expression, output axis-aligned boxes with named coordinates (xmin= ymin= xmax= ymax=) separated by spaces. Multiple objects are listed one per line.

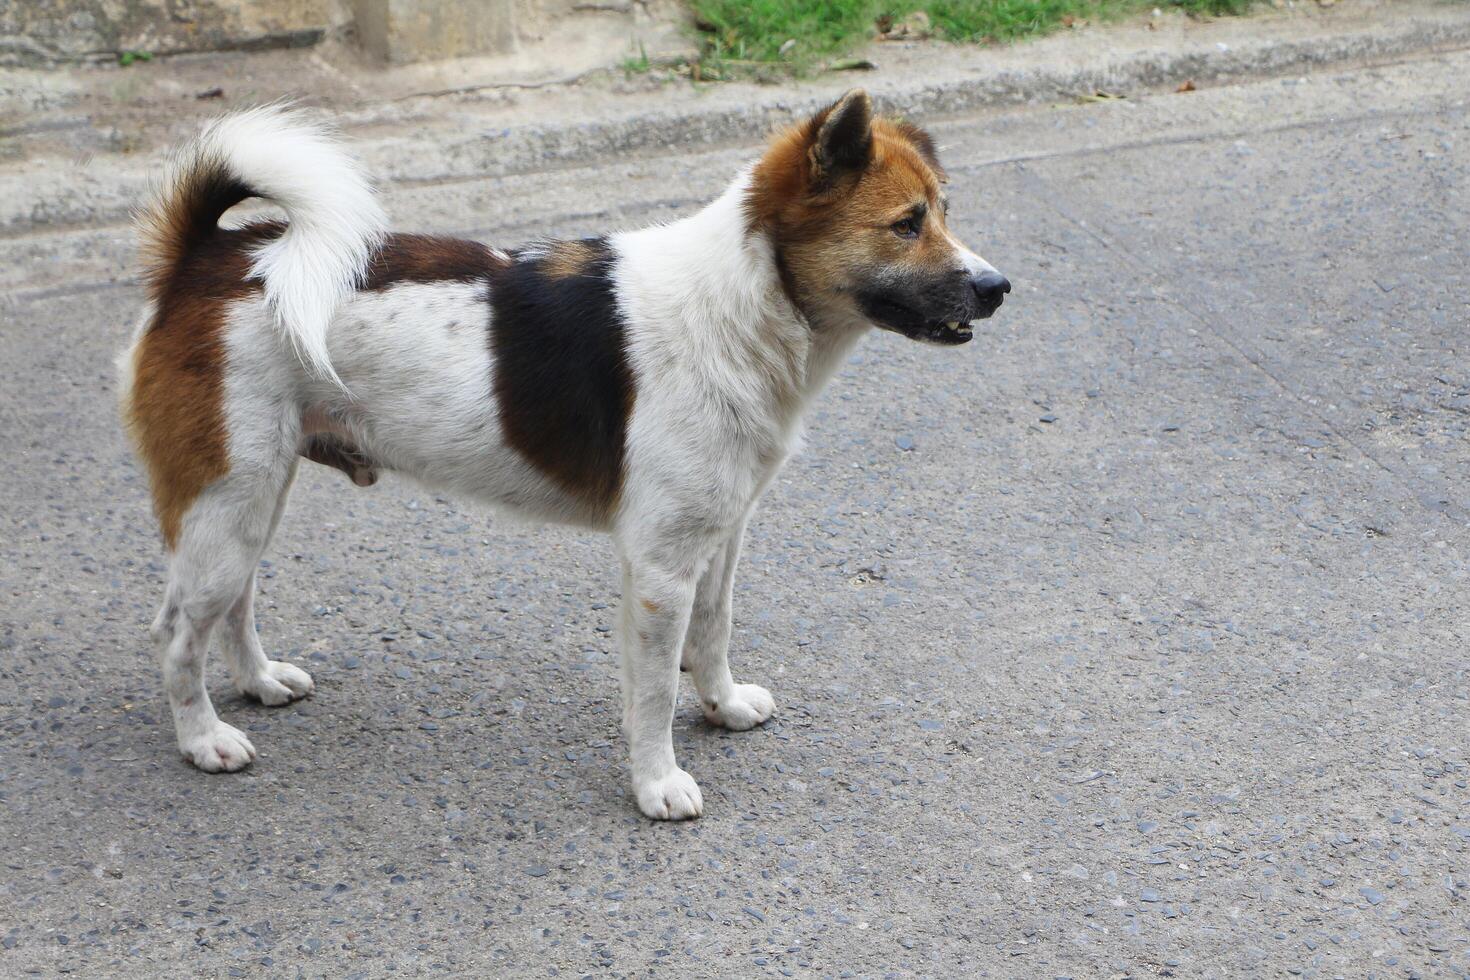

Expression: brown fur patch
xmin=136 ymin=162 xmax=252 ymax=300
xmin=363 ymin=234 xmax=505 ymax=290
xmin=640 ymin=597 xmax=660 ymax=614
xmin=890 ymin=121 xmax=946 ymax=179
xmin=745 ymin=97 xmax=954 ymax=321
xmin=747 ymin=115 xmax=943 ymax=244
xmin=538 ymin=239 xmax=599 ymax=280
xmin=127 ymin=224 xmax=273 ymax=549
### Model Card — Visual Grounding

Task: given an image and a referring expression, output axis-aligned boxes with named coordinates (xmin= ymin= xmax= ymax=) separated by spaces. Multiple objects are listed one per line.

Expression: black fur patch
xmin=488 ymin=238 xmax=633 ymax=514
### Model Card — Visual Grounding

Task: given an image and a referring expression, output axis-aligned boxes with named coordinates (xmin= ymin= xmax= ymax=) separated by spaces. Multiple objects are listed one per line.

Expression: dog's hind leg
xmin=154 ymin=458 xmax=296 ymax=772
xmin=681 ymin=518 xmax=775 ymax=732
xmin=218 ymin=459 xmax=315 ymax=706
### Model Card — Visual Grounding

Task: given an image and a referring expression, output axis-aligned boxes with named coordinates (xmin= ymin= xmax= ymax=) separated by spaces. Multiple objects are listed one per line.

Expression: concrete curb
xmin=5 ymin=4 xmax=1470 ymax=236
xmin=385 ymin=9 xmax=1470 ymax=185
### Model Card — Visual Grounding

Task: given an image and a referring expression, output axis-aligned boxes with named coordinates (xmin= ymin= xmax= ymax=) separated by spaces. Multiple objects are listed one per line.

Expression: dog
xmin=119 ymin=92 xmax=1009 ymax=820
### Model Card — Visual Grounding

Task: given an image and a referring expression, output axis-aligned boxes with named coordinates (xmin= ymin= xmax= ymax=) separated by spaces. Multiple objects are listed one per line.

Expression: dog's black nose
xmin=970 ymin=271 xmax=1010 ymax=317
xmin=972 ymin=271 xmax=1010 ymax=301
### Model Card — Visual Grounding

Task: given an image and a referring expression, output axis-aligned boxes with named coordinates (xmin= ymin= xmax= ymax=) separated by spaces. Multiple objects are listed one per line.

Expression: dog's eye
xmin=892 ymin=216 xmax=922 ymax=239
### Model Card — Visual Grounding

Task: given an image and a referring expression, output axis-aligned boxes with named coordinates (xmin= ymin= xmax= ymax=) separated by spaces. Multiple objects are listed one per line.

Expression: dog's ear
xmin=810 ymin=89 xmax=873 ymax=185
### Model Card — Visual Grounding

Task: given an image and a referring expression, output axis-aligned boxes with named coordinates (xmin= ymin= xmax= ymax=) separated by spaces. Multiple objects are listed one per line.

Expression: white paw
xmin=238 ymin=660 xmax=315 ymax=706
xmin=703 ymin=683 xmax=775 ymax=731
xmin=180 ymin=721 xmax=257 ymax=773
xmin=635 ymin=768 xmax=704 ymax=821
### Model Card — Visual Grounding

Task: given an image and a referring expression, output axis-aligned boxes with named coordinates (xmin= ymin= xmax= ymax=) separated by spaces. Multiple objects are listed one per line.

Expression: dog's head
xmin=747 ymin=90 xmax=1008 ymax=345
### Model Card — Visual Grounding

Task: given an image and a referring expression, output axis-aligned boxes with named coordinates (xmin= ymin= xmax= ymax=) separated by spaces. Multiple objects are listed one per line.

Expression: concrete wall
xmin=2 ymin=0 xmax=352 ymax=66
xmin=354 ymin=0 xmax=516 ymax=64
xmin=5 ymin=0 xmax=673 ymax=67
xmin=352 ymin=0 xmax=685 ymax=65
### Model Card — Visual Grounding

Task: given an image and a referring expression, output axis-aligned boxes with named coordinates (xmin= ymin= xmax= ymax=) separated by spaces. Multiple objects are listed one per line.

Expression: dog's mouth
xmin=931 ymin=319 xmax=974 ymax=345
xmin=861 ymin=295 xmax=975 ymax=346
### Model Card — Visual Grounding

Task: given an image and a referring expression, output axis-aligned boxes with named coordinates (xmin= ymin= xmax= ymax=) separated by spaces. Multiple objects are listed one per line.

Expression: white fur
xmin=149 ymin=303 xmax=310 ymax=770
xmin=161 ymin=105 xmax=387 ymax=383
xmin=114 ymin=300 xmax=154 ymax=414
xmin=942 ymin=223 xmax=997 ymax=278
xmin=604 ymin=176 xmax=867 ymax=812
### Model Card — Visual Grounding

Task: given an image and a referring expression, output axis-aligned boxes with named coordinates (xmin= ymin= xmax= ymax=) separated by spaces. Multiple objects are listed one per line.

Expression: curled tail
xmin=136 ymin=104 xmax=387 ymax=382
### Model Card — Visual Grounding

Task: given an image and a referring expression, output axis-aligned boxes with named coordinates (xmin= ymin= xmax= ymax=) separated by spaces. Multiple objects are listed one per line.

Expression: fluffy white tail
xmin=137 ymin=105 xmax=387 ymax=382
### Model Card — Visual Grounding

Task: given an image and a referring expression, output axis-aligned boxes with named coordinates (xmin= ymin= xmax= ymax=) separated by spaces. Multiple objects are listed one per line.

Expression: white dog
xmin=119 ymin=93 xmax=1009 ymax=819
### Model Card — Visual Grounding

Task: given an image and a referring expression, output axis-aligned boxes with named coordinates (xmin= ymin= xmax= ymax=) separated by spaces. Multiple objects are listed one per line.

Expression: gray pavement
xmin=2 ymin=39 xmax=1470 ymax=980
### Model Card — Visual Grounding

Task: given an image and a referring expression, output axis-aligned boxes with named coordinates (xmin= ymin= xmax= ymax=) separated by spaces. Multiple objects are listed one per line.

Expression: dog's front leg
xmin=683 ymin=519 xmax=775 ymax=731
xmin=617 ymin=554 xmax=703 ymax=820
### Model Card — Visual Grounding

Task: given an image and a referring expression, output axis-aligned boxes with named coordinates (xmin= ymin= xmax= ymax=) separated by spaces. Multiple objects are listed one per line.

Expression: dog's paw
xmin=702 ymin=683 xmax=775 ymax=731
xmin=180 ymin=721 xmax=257 ymax=773
xmin=635 ymin=768 xmax=704 ymax=821
xmin=237 ymin=660 xmax=315 ymax=707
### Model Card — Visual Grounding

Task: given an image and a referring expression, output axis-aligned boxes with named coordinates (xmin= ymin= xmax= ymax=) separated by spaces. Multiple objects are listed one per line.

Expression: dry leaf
xmin=1176 ymin=79 xmax=1196 ymax=93
xmin=879 ymin=10 xmax=931 ymax=40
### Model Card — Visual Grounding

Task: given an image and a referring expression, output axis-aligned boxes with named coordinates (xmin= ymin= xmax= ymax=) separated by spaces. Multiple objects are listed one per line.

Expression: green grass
xmin=692 ymin=0 xmax=886 ymax=64
xmin=622 ymin=40 xmax=653 ymax=73
xmin=925 ymin=0 xmax=1252 ymax=44
xmin=687 ymin=0 xmax=1254 ymax=72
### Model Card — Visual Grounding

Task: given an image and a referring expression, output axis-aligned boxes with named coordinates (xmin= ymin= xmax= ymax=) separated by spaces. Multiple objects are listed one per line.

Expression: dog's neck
xmin=615 ymin=171 xmax=870 ymax=416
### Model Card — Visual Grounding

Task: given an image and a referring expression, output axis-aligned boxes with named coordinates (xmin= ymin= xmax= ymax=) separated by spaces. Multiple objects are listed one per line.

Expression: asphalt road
xmin=2 ymin=46 xmax=1468 ymax=979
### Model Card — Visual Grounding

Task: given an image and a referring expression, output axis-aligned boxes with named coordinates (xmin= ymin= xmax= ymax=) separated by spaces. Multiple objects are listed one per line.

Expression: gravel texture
xmin=2 ymin=43 xmax=1469 ymax=979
